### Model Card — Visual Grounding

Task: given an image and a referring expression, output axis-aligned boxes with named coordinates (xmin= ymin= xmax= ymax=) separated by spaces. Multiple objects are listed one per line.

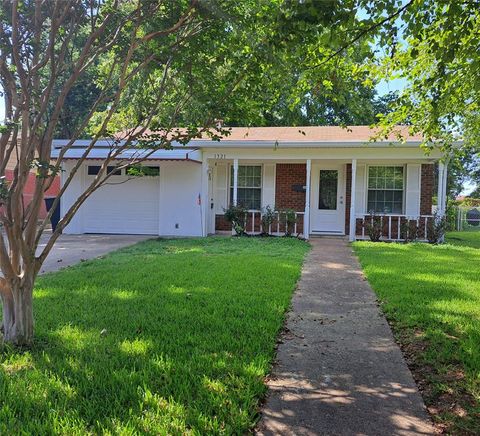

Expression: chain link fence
xmin=453 ymin=205 xmax=480 ymax=231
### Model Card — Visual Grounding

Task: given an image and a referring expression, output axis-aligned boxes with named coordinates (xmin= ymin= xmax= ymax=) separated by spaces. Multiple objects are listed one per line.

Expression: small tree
xmin=0 ymin=0 xmax=294 ymax=345
xmin=0 ymin=1 xmax=383 ymax=345
xmin=0 ymin=1 xmax=227 ymax=345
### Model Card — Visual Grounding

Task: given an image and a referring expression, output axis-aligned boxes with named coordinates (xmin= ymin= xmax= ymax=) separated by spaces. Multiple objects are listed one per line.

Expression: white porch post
xmin=349 ymin=159 xmax=357 ymax=242
xmin=304 ymin=159 xmax=311 ymax=239
xmin=438 ymin=159 xmax=449 ymax=242
xmin=201 ymin=157 xmax=209 ymax=237
xmin=437 ymin=161 xmax=446 ymax=216
xmin=233 ymin=159 xmax=239 ymax=206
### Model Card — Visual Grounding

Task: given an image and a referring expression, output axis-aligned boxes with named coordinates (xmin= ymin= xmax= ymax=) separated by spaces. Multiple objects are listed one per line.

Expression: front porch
xmin=203 ymin=156 xmax=447 ymax=242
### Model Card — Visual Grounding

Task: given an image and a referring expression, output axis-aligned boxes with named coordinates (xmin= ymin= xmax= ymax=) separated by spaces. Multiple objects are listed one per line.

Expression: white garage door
xmin=83 ymin=169 xmax=159 ymax=235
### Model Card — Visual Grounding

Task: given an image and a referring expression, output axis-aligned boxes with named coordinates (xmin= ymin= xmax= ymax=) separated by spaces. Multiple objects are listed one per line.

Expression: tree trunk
xmin=1 ymin=280 xmax=34 ymax=346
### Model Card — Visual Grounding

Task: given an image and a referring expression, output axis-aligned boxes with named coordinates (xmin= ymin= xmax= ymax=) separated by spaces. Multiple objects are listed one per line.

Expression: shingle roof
xmin=205 ymin=126 xmax=423 ymax=142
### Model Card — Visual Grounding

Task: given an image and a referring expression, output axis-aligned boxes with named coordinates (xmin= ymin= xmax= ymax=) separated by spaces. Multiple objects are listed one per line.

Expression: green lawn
xmin=0 ymin=237 xmax=309 ymax=434
xmin=354 ymin=233 xmax=480 ymax=433
xmin=446 ymin=230 xmax=480 ymax=249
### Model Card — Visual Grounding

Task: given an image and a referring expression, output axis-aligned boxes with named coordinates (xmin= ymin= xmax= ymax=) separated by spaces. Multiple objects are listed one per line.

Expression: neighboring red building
xmin=5 ymin=156 xmax=60 ymax=219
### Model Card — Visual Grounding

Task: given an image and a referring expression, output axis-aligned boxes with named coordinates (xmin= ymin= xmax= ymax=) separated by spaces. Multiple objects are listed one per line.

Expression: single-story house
xmin=52 ymin=126 xmax=450 ymax=241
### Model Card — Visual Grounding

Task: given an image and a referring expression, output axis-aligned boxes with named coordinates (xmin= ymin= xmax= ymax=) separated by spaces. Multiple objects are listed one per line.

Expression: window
xmin=230 ymin=165 xmax=262 ymax=210
xmin=318 ymin=170 xmax=338 ymax=210
xmin=87 ymin=165 xmax=121 ymax=176
xmin=367 ymin=166 xmax=404 ymax=214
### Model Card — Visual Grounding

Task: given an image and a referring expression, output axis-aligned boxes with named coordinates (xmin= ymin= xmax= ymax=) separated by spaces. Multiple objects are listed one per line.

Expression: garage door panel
xmin=83 ymin=176 xmax=159 ymax=235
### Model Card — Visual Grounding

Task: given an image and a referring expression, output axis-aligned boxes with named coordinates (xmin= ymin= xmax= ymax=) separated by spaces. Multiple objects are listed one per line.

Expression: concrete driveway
xmin=37 ymin=233 xmax=152 ymax=274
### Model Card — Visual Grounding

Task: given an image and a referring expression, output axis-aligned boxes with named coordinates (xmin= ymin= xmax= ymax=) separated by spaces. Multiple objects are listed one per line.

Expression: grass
xmin=353 ymin=232 xmax=480 ymax=433
xmin=0 ymin=237 xmax=309 ymax=434
xmin=446 ymin=230 xmax=480 ymax=249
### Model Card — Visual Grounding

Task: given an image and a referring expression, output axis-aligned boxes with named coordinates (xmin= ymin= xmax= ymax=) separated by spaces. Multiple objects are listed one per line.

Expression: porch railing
xmin=355 ymin=214 xmax=435 ymax=241
xmin=242 ymin=209 xmax=305 ymax=236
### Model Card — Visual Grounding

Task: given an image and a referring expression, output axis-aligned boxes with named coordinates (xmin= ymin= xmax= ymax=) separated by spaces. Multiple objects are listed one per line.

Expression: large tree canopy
xmin=57 ymin=1 xmax=386 ymax=135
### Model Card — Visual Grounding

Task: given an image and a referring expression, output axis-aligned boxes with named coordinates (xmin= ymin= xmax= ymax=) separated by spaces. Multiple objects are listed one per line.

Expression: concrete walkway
xmin=257 ymin=238 xmax=434 ymax=436
xmin=37 ymin=233 xmax=151 ymax=274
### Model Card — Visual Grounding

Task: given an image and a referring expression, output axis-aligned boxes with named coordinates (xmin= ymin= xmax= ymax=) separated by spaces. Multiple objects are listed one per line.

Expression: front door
xmin=310 ymin=164 xmax=345 ymax=234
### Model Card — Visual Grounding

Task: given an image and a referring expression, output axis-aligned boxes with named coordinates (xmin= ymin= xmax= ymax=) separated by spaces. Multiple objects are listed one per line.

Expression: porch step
xmin=309 ymin=234 xmax=349 ymax=240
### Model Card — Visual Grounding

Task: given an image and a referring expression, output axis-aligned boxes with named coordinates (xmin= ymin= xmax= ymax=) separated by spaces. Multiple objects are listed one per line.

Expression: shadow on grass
xmin=0 ymin=237 xmax=309 ymax=434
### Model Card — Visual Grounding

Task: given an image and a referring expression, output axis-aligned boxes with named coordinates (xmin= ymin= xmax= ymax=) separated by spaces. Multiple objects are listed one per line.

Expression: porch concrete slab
xmin=257 ymin=238 xmax=434 ymax=436
xmin=37 ymin=233 xmax=152 ymax=274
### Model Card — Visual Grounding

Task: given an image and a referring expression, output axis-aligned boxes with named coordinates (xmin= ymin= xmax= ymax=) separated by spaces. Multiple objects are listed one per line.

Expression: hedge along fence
xmin=451 ymin=197 xmax=480 ymax=208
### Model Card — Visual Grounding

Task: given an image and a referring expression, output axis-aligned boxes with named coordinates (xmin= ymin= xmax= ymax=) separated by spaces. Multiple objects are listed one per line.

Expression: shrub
xmin=280 ymin=208 xmax=297 ymax=236
xmin=401 ymin=219 xmax=419 ymax=242
xmin=260 ymin=205 xmax=276 ymax=235
xmin=365 ymin=213 xmax=382 ymax=242
xmin=223 ymin=204 xmax=248 ymax=235
xmin=427 ymin=211 xmax=448 ymax=244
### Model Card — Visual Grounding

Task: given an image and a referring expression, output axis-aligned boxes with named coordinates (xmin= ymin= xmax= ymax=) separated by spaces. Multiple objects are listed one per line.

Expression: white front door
xmin=310 ymin=164 xmax=345 ymax=234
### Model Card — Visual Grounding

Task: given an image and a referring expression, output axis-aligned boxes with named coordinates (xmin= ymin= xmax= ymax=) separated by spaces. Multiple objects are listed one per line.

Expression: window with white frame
xmin=230 ymin=165 xmax=262 ymax=210
xmin=367 ymin=166 xmax=404 ymax=214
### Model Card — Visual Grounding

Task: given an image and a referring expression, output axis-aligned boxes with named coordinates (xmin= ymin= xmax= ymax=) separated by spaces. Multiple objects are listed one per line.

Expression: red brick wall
xmin=275 ymin=164 xmax=306 ymax=210
xmin=345 ymin=164 xmax=352 ymax=235
xmin=216 ymin=163 xmax=307 ymax=234
xmin=216 ymin=212 xmax=304 ymax=235
xmin=4 ymin=169 xmax=60 ymax=219
xmin=420 ymin=164 xmax=434 ymax=215
xmin=215 ymin=214 xmax=231 ymax=231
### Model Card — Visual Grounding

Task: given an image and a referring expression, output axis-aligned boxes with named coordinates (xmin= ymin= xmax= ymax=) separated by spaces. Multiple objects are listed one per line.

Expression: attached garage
xmin=57 ymin=145 xmax=204 ymax=237
xmin=82 ymin=166 xmax=160 ymax=235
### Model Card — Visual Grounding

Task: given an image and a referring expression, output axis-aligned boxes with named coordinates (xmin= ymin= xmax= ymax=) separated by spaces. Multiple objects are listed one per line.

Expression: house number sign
xmin=214 ymin=153 xmax=226 ymax=159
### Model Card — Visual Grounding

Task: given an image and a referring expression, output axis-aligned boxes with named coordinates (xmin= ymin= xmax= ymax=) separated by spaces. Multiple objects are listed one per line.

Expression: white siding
xmin=159 ymin=162 xmax=203 ymax=236
xmin=214 ymin=163 xmax=228 ymax=214
xmin=262 ymin=163 xmax=276 ymax=208
xmin=61 ymin=161 xmax=203 ymax=236
xmin=62 ymin=161 xmax=84 ymax=234
xmin=405 ymin=164 xmax=421 ymax=216
xmin=355 ymin=163 xmax=366 ymax=215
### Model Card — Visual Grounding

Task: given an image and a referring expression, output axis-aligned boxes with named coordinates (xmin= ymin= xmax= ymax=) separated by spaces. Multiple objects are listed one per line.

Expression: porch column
xmin=304 ymin=159 xmax=311 ymax=239
xmin=438 ymin=159 xmax=449 ymax=242
xmin=349 ymin=159 xmax=357 ymax=242
xmin=201 ymin=157 xmax=209 ymax=237
xmin=233 ymin=159 xmax=239 ymax=206
xmin=437 ymin=161 xmax=448 ymax=216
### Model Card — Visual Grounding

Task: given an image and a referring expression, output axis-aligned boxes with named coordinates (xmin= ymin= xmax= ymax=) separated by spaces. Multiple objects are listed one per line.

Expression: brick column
xmin=420 ymin=164 xmax=434 ymax=215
